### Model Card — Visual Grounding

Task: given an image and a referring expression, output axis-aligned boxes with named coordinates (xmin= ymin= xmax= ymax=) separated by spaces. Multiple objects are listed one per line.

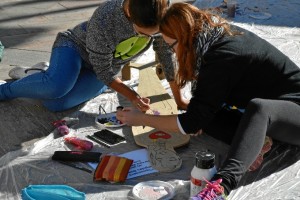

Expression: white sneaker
xmin=8 ymin=61 xmax=49 ymax=79
xmin=0 ymin=80 xmax=6 ymax=85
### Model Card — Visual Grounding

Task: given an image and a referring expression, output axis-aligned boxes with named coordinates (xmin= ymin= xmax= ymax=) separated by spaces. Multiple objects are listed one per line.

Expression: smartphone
xmin=90 ymin=129 xmax=126 ymax=147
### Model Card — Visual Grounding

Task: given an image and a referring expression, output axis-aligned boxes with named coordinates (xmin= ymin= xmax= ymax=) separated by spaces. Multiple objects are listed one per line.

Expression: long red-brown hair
xmin=160 ymin=3 xmax=232 ymax=87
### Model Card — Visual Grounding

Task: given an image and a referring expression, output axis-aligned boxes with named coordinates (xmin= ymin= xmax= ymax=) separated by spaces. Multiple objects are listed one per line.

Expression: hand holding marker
xmin=132 ymin=87 xmax=160 ymax=115
xmin=127 ymin=86 xmax=160 ymax=128
xmin=130 ymin=86 xmax=150 ymax=111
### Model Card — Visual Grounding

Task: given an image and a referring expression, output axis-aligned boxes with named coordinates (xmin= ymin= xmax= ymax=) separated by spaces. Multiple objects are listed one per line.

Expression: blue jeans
xmin=0 ymin=47 xmax=107 ymax=111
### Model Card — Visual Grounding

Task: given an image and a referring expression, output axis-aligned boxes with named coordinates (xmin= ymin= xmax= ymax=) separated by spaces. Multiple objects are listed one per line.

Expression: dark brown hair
xmin=124 ymin=0 xmax=170 ymax=27
xmin=160 ymin=3 xmax=232 ymax=87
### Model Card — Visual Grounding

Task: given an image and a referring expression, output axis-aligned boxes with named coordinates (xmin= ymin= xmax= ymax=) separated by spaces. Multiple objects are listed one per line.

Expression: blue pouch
xmin=21 ymin=185 xmax=86 ymax=200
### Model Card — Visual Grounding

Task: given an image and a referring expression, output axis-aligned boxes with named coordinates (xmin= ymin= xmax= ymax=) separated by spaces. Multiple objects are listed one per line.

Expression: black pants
xmin=205 ymin=99 xmax=300 ymax=195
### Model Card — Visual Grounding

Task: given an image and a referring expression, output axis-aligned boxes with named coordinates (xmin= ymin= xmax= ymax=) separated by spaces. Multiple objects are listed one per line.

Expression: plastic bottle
xmin=190 ymin=150 xmax=217 ymax=197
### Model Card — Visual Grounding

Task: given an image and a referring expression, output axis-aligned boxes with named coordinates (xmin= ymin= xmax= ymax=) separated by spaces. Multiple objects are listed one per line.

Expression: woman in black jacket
xmin=117 ymin=3 xmax=300 ymax=199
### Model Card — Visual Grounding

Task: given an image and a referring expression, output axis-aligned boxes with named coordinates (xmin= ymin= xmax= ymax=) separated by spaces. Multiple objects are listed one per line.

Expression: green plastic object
xmin=114 ymin=35 xmax=151 ymax=60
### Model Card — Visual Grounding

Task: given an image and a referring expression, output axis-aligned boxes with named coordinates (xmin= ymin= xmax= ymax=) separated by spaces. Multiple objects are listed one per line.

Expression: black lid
xmin=195 ymin=150 xmax=215 ymax=169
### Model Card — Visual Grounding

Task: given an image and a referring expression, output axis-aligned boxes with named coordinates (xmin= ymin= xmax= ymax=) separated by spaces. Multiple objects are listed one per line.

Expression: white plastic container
xmin=133 ymin=180 xmax=175 ymax=200
xmin=190 ymin=150 xmax=217 ymax=197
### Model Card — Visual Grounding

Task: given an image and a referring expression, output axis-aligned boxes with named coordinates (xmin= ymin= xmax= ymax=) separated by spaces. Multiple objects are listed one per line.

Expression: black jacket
xmin=179 ymin=25 xmax=300 ymax=133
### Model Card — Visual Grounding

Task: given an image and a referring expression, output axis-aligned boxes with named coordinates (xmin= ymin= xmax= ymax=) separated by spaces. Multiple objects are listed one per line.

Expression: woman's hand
xmin=177 ymin=99 xmax=190 ymax=110
xmin=116 ymin=107 xmax=144 ymax=126
xmin=117 ymin=107 xmax=181 ymax=133
xmin=131 ymin=97 xmax=150 ymax=112
xmin=108 ymin=79 xmax=150 ymax=112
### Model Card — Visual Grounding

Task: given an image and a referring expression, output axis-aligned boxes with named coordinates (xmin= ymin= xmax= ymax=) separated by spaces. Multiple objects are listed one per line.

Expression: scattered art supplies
xmin=86 ymin=129 xmax=126 ymax=148
xmin=93 ymin=155 xmax=133 ymax=182
xmin=96 ymin=105 xmax=125 ymax=128
xmin=89 ymin=148 xmax=158 ymax=180
xmin=52 ymin=151 xmax=102 ymax=162
xmin=52 ymin=117 xmax=79 ymax=136
xmin=95 ymin=112 xmax=125 ymax=128
xmin=57 ymin=161 xmax=93 ymax=174
xmin=21 ymin=185 xmax=86 ymax=200
xmin=64 ymin=137 xmax=93 ymax=151
xmin=132 ymin=180 xmax=175 ymax=200
xmin=120 ymin=148 xmax=158 ymax=179
xmin=52 ymin=151 xmax=102 ymax=173
xmin=52 ymin=119 xmax=69 ymax=135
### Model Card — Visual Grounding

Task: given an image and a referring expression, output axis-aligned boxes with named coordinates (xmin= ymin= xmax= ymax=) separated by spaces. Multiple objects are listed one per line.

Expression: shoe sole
xmin=9 ymin=62 xmax=49 ymax=79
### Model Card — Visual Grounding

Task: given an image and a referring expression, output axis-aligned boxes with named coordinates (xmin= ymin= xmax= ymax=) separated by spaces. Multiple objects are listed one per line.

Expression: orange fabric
xmin=94 ymin=155 xmax=110 ymax=180
xmin=94 ymin=155 xmax=133 ymax=182
xmin=107 ymin=156 xmax=120 ymax=180
xmin=102 ymin=156 xmax=117 ymax=180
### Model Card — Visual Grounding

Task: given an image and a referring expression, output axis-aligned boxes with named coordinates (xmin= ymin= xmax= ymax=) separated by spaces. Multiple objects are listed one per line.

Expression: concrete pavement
xmin=0 ymin=0 xmax=193 ymax=81
xmin=0 ymin=0 xmax=108 ymax=80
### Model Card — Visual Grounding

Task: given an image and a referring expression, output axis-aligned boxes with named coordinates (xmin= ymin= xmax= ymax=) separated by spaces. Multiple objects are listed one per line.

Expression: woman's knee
xmin=246 ymin=98 xmax=271 ymax=114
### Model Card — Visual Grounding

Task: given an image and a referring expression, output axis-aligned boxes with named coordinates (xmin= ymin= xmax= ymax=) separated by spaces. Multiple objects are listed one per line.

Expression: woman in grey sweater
xmin=0 ymin=0 xmax=173 ymax=112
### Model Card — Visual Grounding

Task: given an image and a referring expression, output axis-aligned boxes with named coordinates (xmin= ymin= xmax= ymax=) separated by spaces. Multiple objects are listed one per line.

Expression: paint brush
xmin=99 ymin=104 xmax=107 ymax=115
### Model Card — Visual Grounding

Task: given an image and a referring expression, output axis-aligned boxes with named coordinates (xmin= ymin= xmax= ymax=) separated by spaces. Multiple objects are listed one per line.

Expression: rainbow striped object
xmin=94 ymin=155 xmax=133 ymax=182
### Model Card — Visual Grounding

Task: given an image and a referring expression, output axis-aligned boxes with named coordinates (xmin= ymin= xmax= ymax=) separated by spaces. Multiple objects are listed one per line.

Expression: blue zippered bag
xmin=21 ymin=185 xmax=85 ymax=200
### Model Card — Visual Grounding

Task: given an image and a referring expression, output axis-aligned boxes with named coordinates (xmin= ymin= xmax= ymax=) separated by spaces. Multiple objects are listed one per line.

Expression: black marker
xmin=58 ymin=161 xmax=93 ymax=173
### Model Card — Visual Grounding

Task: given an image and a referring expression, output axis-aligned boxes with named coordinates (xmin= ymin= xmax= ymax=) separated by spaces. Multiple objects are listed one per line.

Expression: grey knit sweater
xmin=52 ymin=0 xmax=175 ymax=85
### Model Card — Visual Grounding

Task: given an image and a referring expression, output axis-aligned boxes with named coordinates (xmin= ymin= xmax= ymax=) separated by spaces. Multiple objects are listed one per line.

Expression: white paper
xmin=88 ymin=148 xmax=158 ymax=179
xmin=120 ymin=148 xmax=158 ymax=179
